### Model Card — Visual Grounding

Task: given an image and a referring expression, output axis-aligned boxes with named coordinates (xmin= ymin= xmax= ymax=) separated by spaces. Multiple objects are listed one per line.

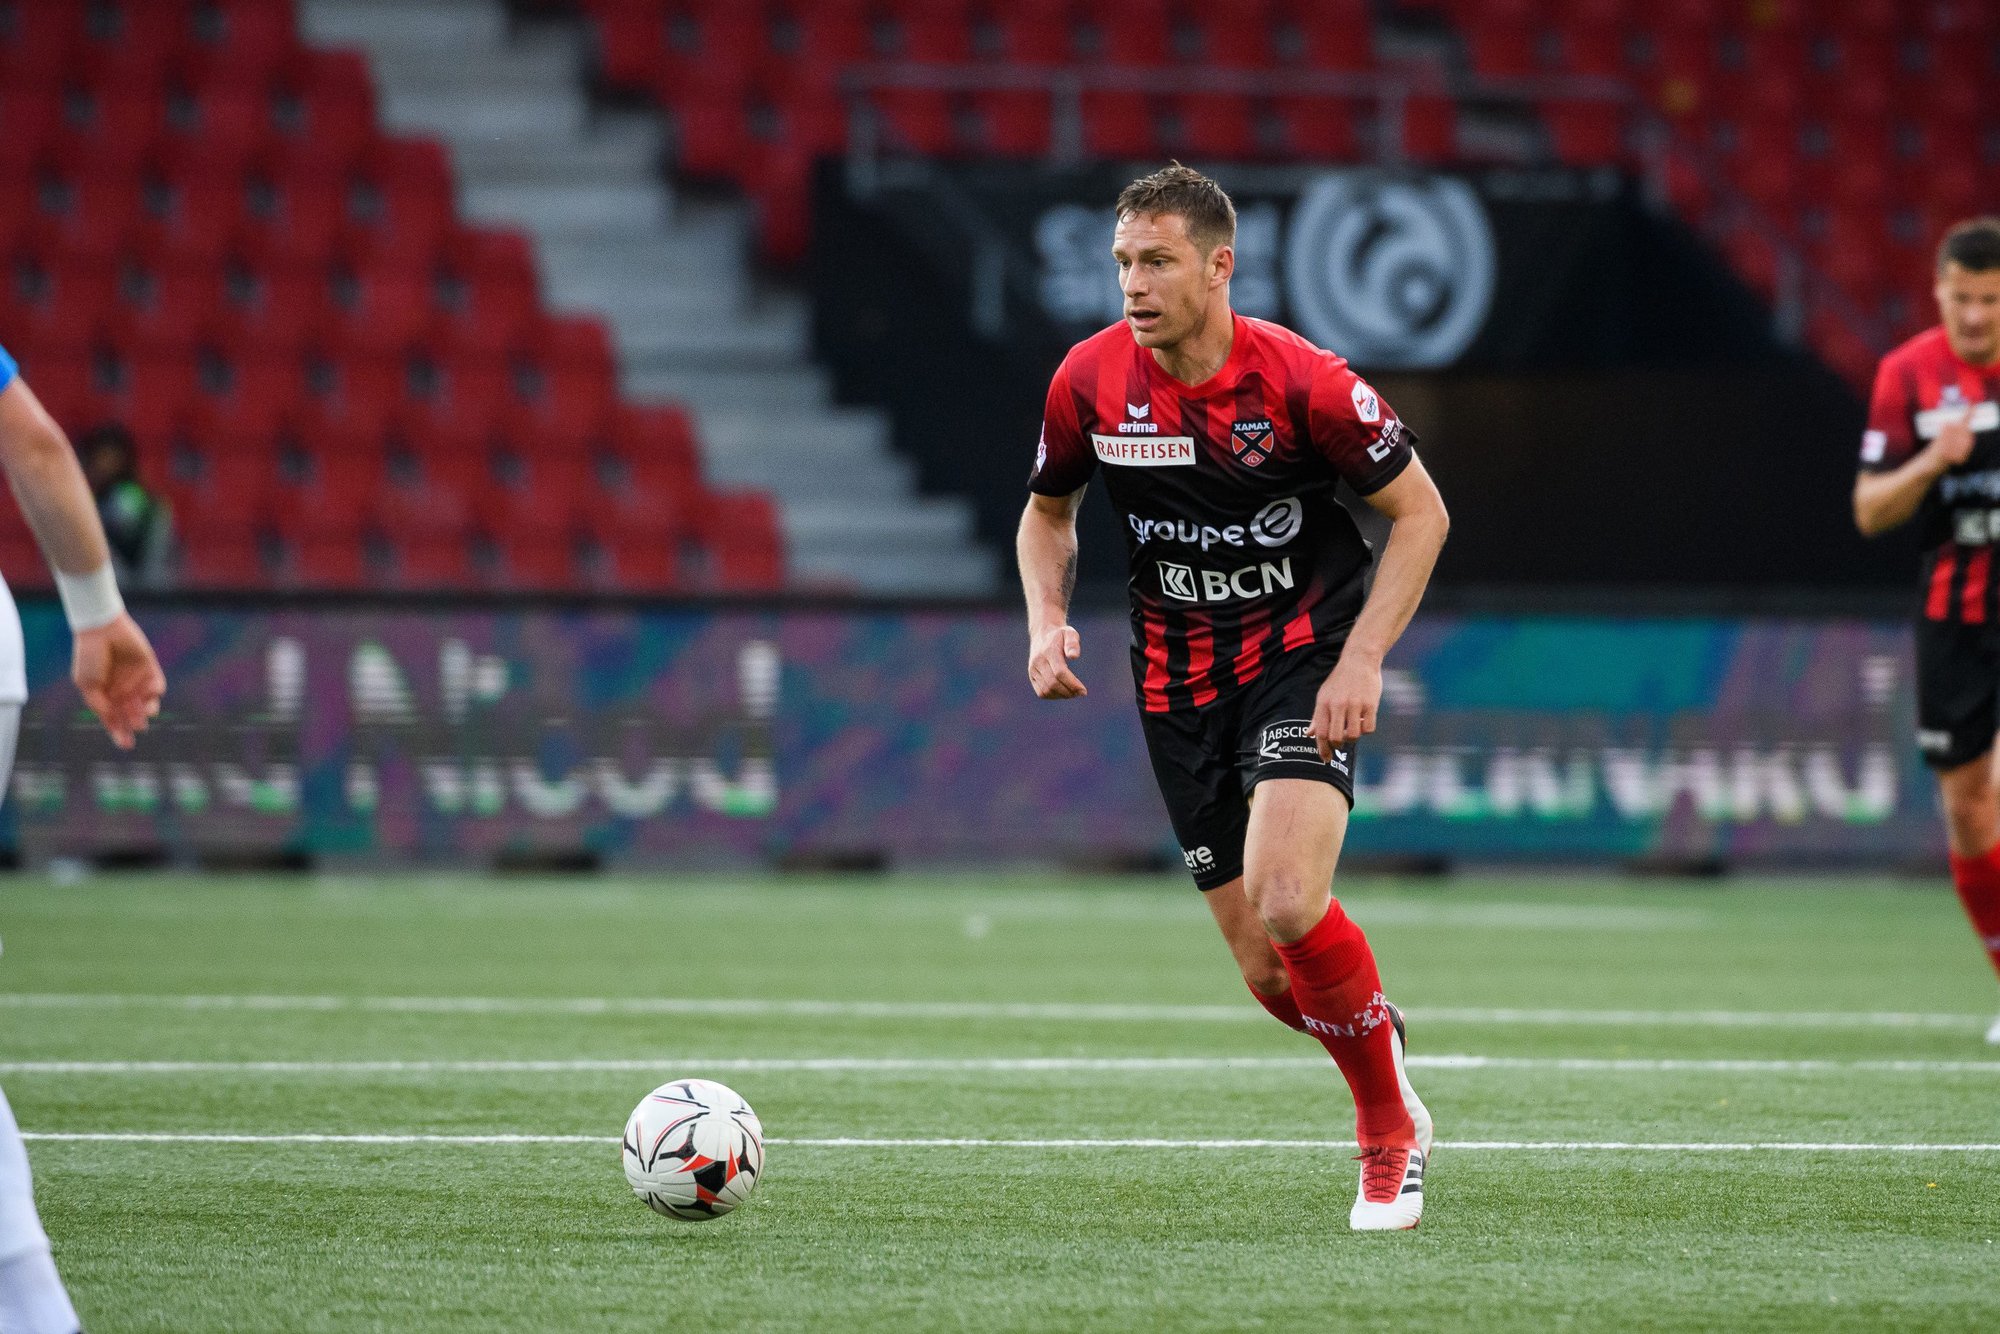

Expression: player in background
xmin=1018 ymin=166 xmax=1450 ymax=1230
xmin=1853 ymin=218 xmax=2000 ymax=1042
xmin=0 ymin=343 xmax=167 ymax=1334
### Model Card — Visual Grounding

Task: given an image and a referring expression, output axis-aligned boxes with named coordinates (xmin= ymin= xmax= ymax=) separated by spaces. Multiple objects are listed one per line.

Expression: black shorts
xmin=1138 ymin=641 xmax=1356 ymax=891
xmin=1916 ymin=619 xmax=2000 ymax=770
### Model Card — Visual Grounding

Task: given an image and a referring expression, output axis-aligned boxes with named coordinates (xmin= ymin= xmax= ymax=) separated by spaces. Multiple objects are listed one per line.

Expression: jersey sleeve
xmin=1027 ymin=359 xmax=1097 ymax=496
xmin=1858 ymin=353 xmax=1915 ymax=474
xmin=1306 ymin=359 xmax=1416 ymax=495
xmin=0 ymin=345 xmax=16 ymax=395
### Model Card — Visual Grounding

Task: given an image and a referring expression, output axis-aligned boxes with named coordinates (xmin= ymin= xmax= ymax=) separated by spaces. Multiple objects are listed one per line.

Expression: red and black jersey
xmin=1030 ymin=314 xmax=1415 ymax=713
xmin=1861 ymin=326 xmax=2000 ymax=623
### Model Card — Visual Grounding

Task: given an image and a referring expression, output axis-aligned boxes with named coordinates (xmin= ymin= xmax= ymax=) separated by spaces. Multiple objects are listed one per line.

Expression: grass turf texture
xmin=2 ymin=874 xmax=1998 ymax=1332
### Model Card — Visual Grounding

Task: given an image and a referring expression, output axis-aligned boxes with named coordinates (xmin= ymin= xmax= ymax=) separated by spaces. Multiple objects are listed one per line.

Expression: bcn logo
xmin=1157 ymin=557 xmax=1295 ymax=603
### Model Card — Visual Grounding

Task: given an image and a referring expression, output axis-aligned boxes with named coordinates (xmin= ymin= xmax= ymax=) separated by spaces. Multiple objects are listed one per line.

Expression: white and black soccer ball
xmin=621 ymin=1079 xmax=764 ymax=1220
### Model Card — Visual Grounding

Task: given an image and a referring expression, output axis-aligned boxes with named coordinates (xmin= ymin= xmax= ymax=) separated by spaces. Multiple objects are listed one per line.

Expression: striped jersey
xmin=1860 ymin=326 xmax=2000 ymax=623
xmin=1029 ymin=314 xmax=1415 ymax=713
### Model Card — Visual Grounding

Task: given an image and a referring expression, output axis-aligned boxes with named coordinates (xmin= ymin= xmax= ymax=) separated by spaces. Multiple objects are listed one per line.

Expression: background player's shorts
xmin=1915 ymin=619 xmax=2000 ymax=770
xmin=1139 ymin=641 xmax=1356 ymax=891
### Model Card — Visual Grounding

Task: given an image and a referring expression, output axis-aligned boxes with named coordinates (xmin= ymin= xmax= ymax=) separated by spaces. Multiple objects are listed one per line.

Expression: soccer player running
xmin=1017 ymin=166 xmax=1449 ymax=1230
xmin=0 ymin=343 xmax=167 ymax=1333
xmin=1853 ymin=217 xmax=2000 ymax=1043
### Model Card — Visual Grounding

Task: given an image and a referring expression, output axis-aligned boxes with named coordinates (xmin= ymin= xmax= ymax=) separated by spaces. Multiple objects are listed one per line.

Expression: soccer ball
xmin=621 ymin=1079 xmax=765 ymax=1220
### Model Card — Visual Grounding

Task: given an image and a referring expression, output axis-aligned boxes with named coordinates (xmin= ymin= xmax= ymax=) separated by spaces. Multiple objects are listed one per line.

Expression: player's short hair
xmin=1937 ymin=217 xmax=2000 ymax=274
xmin=1115 ymin=163 xmax=1236 ymax=256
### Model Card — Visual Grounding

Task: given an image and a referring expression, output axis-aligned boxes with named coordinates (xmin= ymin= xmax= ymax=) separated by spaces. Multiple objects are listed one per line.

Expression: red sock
xmin=1247 ymin=979 xmax=1308 ymax=1033
xmin=1948 ymin=844 xmax=2000 ymax=980
xmin=1271 ymin=901 xmax=1415 ymax=1148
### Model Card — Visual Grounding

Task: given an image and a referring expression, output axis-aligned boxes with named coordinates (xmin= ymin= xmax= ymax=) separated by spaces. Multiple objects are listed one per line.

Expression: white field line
xmin=0 ymin=993 xmax=1988 ymax=1030
xmin=6 ymin=1055 xmax=2000 ymax=1076
xmin=20 ymin=1132 xmax=2000 ymax=1153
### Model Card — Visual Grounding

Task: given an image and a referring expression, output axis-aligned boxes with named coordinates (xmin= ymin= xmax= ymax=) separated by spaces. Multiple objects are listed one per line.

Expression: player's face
xmin=1112 ymin=212 xmax=1228 ymax=349
xmin=1936 ymin=262 xmax=2000 ymax=366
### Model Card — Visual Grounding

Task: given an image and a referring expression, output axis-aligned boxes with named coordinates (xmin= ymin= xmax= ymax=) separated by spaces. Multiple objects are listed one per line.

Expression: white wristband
xmin=54 ymin=564 xmax=125 ymax=633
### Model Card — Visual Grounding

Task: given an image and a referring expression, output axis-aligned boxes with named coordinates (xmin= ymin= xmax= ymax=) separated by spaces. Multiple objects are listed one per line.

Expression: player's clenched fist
xmin=1309 ymin=650 xmax=1382 ymax=759
xmin=1932 ymin=417 xmax=1977 ymax=470
xmin=1028 ymin=625 xmax=1088 ymax=699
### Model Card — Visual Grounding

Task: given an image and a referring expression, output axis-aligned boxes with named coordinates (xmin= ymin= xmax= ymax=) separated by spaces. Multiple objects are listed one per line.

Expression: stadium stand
xmin=566 ymin=0 xmax=1994 ymax=391
xmin=0 ymin=0 xmax=785 ymax=592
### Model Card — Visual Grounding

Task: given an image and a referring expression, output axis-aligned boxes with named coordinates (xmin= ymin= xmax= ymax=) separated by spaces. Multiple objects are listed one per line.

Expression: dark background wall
xmin=811 ymin=163 xmax=1913 ymax=610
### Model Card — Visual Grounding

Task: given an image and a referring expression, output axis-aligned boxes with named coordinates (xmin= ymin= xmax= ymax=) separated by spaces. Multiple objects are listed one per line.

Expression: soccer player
xmin=1854 ymin=217 xmax=2000 ymax=1042
xmin=1017 ymin=165 xmax=1450 ymax=1230
xmin=0 ymin=343 xmax=167 ymax=1333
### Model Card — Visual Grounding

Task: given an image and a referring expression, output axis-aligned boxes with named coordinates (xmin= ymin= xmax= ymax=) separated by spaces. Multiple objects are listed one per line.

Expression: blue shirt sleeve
xmin=0 ymin=345 xmax=15 ymax=395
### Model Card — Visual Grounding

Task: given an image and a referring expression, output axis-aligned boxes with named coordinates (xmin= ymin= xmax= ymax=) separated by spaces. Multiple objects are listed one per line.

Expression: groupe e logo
xmin=1248 ymin=497 xmax=1302 ymax=547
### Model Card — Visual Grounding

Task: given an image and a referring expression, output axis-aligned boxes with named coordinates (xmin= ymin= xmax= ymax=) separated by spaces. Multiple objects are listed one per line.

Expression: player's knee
xmin=1244 ymin=866 xmax=1321 ymax=940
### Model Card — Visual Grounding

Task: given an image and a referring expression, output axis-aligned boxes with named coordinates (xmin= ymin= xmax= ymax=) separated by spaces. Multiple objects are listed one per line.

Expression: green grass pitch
xmin=4 ymin=872 xmax=2000 ymax=1332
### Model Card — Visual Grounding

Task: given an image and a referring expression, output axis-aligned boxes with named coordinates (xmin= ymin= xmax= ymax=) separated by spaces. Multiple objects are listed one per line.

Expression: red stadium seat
xmin=0 ymin=260 xmax=118 ymax=355
xmin=596 ymin=525 xmax=685 ymax=590
xmin=402 ymin=356 xmax=511 ymax=441
xmin=113 ymin=262 xmax=224 ymax=354
xmin=239 ymin=171 xmax=346 ymax=266
xmin=180 ymin=531 xmax=267 ymax=587
xmin=499 ymin=538 xmax=578 ymax=591
xmin=1270 ymin=95 xmax=1364 ymax=160
xmin=187 ymin=354 xmax=308 ymax=441
xmin=391 ymin=535 xmax=475 ymax=588
xmin=0 ymin=4 xmax=78 ymax=82
xmin=326 ymin=263 xmax=436 ymax=356
xmin=1161 ymin=93 xmax=1257 ymax=161
xmin=269 ymin=48 xmax=376 ymax=168
xmin=135 ymin=176 xmax=245 ymax=265
xmin=868 ymin=88 xmax=955 ymax=156
xmin=308 ymin=354 xmax=402 ymax=435
xmin=0 ymin=87 xmax=59 ymax=172
xmin=696 ymin=491 xmax=784 ymax=590
xmin=347 ymin=137 xmax=455 ymax=262
xmin=184 ymin=0 xmax=301 ymax=84
xmin=287 ymin=532 xmax=370 ymax=587
xmin=217 ymin=264 xmax=326 ymax=356
xmin=1542 ymin=99 xmax=1626 ymax=164
xmin=968 ymin=89 xmax=1052 ymax=157
xmin=28 ymin=173 xmax=143 ymax=261
xmin=1081 ymin=91 xmax=1156 ymax=159
xmin=158 ymin=86 xmax=271 ymax=179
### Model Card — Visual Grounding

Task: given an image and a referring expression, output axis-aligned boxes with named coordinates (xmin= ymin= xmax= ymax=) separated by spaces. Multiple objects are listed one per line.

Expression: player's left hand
xmin=72 ymin=612 xmax=166 ymax=750
xmin=1310 ymin=650 xmax=1382 ymax=759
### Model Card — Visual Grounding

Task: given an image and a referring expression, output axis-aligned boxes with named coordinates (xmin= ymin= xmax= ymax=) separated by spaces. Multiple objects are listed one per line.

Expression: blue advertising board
xmin=4 ymin=603 xmax=1932 ymax=868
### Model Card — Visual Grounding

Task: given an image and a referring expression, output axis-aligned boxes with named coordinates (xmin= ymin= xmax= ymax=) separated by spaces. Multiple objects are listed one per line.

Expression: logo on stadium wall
xmin=1249 ymin=497 xmax=1303 ymax=547
xmin=1230 ymin=418 xmax=1274 ymax=467
xmin=1285 ymin=172 xmax=1496 ymax=369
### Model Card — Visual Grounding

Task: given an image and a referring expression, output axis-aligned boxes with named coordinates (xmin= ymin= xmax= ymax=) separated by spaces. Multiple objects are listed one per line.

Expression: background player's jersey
xmin=1030 ymin=315 xmax=1414 ymax=713
xmin=1861 ymin=327 xmax=2000 ymax=623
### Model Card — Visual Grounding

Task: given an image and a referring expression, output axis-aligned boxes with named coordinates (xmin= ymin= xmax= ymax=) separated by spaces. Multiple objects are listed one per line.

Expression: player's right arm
xmin=1853 ymin=352 xmax=1972 ymax=536
xmin=0 ymin=359 xmax=165 ymax=748
xmin=1019 ymin=360 xmax=1099 ymax=700
xmin=1019 ymin=487 xmax=1088 ymax=699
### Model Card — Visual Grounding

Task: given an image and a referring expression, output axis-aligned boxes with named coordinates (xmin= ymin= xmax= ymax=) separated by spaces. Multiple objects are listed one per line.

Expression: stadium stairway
xmin=298 ymin=0 xmax=996 ymax=595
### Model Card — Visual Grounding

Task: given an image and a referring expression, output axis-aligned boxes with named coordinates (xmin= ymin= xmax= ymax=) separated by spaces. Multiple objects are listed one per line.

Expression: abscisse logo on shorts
xmin=1256 ymin=719 xmax=1348 ymax=773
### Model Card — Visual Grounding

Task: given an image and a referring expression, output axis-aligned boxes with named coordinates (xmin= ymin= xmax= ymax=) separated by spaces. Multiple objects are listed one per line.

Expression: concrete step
xmin=614 ymin=304 xmax=809 ymax=367
xmin=365 ymin=44 xmax=578 ymax=94
xmin=450 ymin=133 xmax=664 ymax=187
xmin=789 ymin=548 xmax=998 ymax=596
xmin=462 ymin=182 xmax=671 ymax=236
xmin=707 ymin=451 xmax=912 ymax=496
xmin=379 ymin=88 xmax=588 ymax=143
xmin=783 ymin=499 xmax=976 ymax=548
xmin=695 ymin=407 xmax=887 ymax=460
xmin=301 ymin=0 xmax=506 ymax=53
xmin=625 ymin=366 xmax=833 ymax=414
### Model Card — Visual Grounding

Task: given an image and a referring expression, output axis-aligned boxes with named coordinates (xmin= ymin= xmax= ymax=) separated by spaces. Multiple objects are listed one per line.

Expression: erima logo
xmin=1118 ymin=402 xmax=1158 ymax=434
xmin=1182 ymin=845 xmax=1215 ymax=871
xmin=1157 ymin=557 xmax=1295 ymax=603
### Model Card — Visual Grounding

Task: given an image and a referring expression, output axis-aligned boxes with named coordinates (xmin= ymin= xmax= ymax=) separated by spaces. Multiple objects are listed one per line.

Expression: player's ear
xmin=1209 ymin=243 xmax=1234 ymax=288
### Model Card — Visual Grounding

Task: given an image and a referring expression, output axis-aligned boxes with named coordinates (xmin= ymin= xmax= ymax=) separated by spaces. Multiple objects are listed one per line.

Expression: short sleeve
xmin=1028 ymin=359 xmax=1097 ymax=496
xmin=1306 ymin=359 xmax=1416 ymax=495
xmin=1858 ymin=354 xmax=1914 ymax=474
xmin=0 ymin=345 xmax=16 ymax=395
